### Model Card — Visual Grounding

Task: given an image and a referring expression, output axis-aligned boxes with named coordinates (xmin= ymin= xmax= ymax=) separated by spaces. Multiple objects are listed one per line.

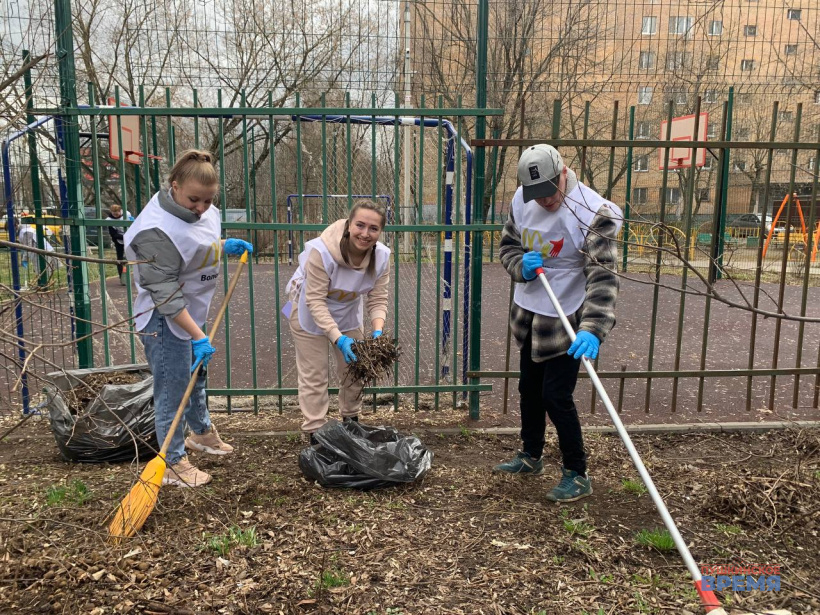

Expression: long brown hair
xmin=167 ymin=149 xmax=218 ymax=189
xmin=340 ymin=199 xmax=387 ymax=277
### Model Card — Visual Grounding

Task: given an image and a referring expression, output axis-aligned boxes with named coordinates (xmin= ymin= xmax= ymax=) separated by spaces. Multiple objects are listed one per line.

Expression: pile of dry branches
xmin=63 ymin=371 xmax=142 ymax=414
xmin=345 ymin=335 xmax=401 ymax=390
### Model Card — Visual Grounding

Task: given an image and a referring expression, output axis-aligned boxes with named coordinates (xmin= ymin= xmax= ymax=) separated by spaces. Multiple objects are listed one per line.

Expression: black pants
xmin=519 ymin=331 xmax=587 ymax=475
xmin=113 ymin=240 xmax=125 ymax=275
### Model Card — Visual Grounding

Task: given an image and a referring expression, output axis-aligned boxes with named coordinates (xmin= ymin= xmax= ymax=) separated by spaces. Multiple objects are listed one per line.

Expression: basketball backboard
xmin=108 ymin=98 xmax=142 ymax=164
xmin=659 ymin=112 xmax=708 ymax=170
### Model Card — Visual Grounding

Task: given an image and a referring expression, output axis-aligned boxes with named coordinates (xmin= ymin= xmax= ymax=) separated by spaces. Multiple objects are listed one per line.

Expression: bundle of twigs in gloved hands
xmin=345 ymin=335 xmax=401 ymax=390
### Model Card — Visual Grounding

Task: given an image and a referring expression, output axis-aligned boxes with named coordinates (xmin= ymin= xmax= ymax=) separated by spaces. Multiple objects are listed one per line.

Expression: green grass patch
xmin=714 ymin=523 xmax=743 ymax=536
xmin=563 ymin=518 xmax=595 ymax=538
xmin=635 ymin=528 xmax=675 ymax=552
xmin=202 ymin=525 xmax=259 ymax=556
xmin=45 ymin=480 xmax=91 ymax=507
xmin=621 ymin=478 xmax=648 ymax=496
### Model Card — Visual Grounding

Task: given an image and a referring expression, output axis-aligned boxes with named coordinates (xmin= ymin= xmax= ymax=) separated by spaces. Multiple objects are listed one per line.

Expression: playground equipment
xmin=762 ymin=193 xmax=820 ymax=261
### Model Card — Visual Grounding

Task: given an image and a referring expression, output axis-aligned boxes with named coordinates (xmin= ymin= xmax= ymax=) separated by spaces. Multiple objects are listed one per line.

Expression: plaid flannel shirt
xmin=499 ymin=199 xmax=620 ymax=362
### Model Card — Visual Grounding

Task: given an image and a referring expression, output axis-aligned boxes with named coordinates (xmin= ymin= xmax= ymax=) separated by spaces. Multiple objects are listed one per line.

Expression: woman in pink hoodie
xmin=286 ymin=200 xmax=391 ymax=442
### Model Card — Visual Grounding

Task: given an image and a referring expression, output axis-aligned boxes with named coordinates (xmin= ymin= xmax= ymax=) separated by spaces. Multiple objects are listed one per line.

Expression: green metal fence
xmin=473 ymin=93 xmax=820 ymax=417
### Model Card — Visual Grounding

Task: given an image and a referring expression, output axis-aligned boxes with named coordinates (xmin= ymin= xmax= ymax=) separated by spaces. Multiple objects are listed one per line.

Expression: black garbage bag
xmin=45 ymin=364 xmax=158 ymax=463
xmin=299 ymin=420 xmax=433 ymax=489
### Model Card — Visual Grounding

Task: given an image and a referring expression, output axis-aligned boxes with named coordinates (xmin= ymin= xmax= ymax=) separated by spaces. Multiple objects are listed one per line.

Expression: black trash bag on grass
xmin=45 ymin=364 xmax=158 ymax=463
xmin=299 ymin=420 xmax=433 ymax=489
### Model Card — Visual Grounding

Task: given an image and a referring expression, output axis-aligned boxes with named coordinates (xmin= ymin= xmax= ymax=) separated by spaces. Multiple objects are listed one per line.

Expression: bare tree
xmin=415 ymin=0 xmax=616 ymax=218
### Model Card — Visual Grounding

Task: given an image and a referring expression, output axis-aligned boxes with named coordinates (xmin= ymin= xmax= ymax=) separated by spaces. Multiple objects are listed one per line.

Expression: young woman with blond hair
xmin=125 ymin=149 xmax=253 ymax=487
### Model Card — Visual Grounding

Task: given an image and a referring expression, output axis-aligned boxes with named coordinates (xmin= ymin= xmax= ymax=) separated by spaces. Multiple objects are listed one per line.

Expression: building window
xmin=704 ymin=90 xmax=718 ymax=103
xmin=708 ymin=20 xmax=723 ymax=36
xmin=698 ymin=188 xmax=711 ymax=202
xmin=639 ymin=51 xmax=656 ymax=70
xmin=785 ymin=44 xmax=798 ymax=55
xmin=779 ymin=110 xmax=794 ymax=122
xmin=642 ymin=16 xmax=657 ymax=35
xmin=638 ymin=86 xmax=653 ymax=105
xmin=663 ymin=187 xmax=682 ymax=204
xmin=744 ymin=25 xmax=757 ymax=36
xmin=787 ymin=9 xmax=801 ymax=20
xmin=671 ymin=90 xmax=688 ymax=105
xmin=636 ymin=121 xmax=651 ymax=139
xmin=736 ymin=92 xmax=752 ymax=104
xmin=705 ymin=56 xmax=720 ymax=72
xmin=814 ymin=91 xmax=820 ymax=104
xmin=707 ymin=124 xmax=717 ymax=139
xmin=669 ymin=16 xmax=694 ymax=37
xmin=635 ymin=155 xmax=649 ymax=172
xmin=810 ymin=157 xmax=816 ymax=171
xmin=733 ymin=160 xmax=748 ymax=172
xmin=735 ymin=127 xmax=750 ymax=140
xmin=666 ymin=51 xmax=691 ymax=71
xmin=741 ymin=59 xmax=755 ymax=71
xmin=702 ymin=156 xmax=714 ymax=170
xmin=632 ymin=187 xmax=648 ymax=204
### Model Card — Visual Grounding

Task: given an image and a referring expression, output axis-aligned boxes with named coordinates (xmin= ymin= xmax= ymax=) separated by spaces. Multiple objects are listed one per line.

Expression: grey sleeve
xmin=129 ymin=228 xmax=187 ymax=318
xmin=499 ymin=207 xmax=528 ymax=283
xmin=578 ymin=205 xmax=620 ymax=341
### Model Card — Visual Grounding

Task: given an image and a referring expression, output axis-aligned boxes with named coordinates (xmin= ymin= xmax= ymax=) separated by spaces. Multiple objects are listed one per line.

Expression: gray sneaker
xmin=546 ymin=467 xmax=593 ymax=502
xmin=493 ymin=451 xmax=544 ymax=474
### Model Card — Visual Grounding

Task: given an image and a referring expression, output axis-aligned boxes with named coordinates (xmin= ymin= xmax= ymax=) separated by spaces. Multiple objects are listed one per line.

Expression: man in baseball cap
xmin=518 ymin=144 xmax=564 ymax=202
xmin=495 ymin=144 xmax=624 ymax=504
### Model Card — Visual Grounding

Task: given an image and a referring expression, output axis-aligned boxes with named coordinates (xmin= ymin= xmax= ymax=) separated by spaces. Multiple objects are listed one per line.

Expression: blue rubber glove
xmin=191 ymin=336 xmax=216 ymax=372
xmin=336 ymin=335 xmax=357 ymax=364
xmin=567 ymin=331 xmax=601 ymax=360
xmin=521 ymin=251 xmax=543 ymax=281
xmin=372 ymin=330 xmax=383 ymax=339
xmin=223 ymin=238 xmax=253 ymax=256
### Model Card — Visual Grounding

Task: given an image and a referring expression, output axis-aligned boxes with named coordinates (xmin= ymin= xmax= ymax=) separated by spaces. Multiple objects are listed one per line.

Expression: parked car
xmin=84 ymin=206 xmax=111 ymax=248
xmin=727 ymin=213 xmax=776 ymax=234
xmin=223 ymin=208 xmax=249 ymax=240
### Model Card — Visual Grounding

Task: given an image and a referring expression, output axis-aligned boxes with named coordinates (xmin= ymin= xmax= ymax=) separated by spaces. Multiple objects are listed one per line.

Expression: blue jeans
xmin=141 ymin=311 xmax=211 ymax=465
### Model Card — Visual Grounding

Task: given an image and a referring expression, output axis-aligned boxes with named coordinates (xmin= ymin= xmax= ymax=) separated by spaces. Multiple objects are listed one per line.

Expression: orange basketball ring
xmin=761 ymin=193 xmax=820 ymax=262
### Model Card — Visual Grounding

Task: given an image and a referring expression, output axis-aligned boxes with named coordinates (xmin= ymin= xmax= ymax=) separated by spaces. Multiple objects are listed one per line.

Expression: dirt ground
xmin=1 ymin=414 xmax=818 ymax=615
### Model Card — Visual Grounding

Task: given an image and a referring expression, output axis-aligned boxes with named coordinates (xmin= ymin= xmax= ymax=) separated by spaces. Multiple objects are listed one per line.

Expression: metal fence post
xmin=55 ymin=0 xmax=93 ymax=367
xmin=468 ymin=0 xmax=489 ymax=420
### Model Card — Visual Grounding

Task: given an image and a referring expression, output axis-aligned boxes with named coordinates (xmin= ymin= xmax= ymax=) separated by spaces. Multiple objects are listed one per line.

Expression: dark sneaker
xmin=493 ymin=451 xmax=544 ymax=475
xmin=546 ymin=467 xmax=593 ymax=502
xmin=343 ymin=415 xmax=359 ymax=423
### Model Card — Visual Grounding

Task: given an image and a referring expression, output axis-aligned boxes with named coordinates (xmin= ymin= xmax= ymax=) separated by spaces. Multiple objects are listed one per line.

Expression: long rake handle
xmin=534 ymin=267 xmax=721 ymax=613
xmin=158 ymin=251 xmax=248 ymax=458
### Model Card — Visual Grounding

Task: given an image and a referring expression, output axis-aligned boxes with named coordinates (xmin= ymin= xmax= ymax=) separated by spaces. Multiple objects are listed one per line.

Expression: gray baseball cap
xmin=517 ymin=144 xmax=564 ymax=202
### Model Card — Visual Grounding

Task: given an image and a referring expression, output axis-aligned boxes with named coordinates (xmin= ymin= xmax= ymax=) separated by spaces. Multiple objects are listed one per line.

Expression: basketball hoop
xmin=108 ymin=97 xmax=143 ymax=165
xmin=659 ymin=113 xmax=709 ymax=171
xmin=126 ymin=151 xmax=163 ymax=161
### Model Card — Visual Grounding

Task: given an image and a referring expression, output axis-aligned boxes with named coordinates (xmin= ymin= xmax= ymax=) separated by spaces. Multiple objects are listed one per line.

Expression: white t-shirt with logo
xmin=511 ymin=182 xmax=623 ymax=317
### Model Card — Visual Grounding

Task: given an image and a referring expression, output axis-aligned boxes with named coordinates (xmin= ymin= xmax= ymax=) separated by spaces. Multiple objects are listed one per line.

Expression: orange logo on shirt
xmin=328 ymin=289 xmax=359 ymax=302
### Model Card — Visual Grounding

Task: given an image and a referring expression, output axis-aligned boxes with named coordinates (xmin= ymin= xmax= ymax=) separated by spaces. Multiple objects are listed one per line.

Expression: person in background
xmin=124 ymin=149 xmax=253 ymax=487
xmin=285 ymin=200 xmax=390 ymax=444
xmin=107 ymin=204 xmax=133 ymax=285
xmin=495 ymin=144 xmax=622 ymax=503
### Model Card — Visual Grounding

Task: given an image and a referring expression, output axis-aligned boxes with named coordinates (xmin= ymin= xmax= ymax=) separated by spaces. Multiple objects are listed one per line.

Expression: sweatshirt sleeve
xmin=499 ymin=207 xmax=528 ymax=283
xmin=578 ymin=205 xmax=620 ymax=342
xmin=364 ymin=260 xmax=390 ymax=324
xmin=303 ymin=249 xmax=343 ymax=342
xmin=129 ymin=228 xmax=186 ymax=318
